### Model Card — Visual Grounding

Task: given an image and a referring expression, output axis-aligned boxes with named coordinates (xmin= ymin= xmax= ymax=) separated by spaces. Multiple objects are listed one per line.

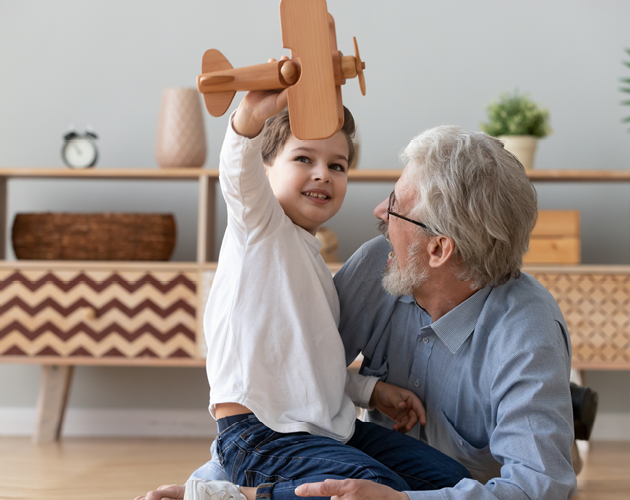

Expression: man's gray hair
xmin=401 ymin=125 xmax=538 ymax=289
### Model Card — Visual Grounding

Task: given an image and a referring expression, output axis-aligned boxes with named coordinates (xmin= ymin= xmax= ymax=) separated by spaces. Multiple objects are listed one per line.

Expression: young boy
xmin=136 ymin=88 xmax=470 ymax=500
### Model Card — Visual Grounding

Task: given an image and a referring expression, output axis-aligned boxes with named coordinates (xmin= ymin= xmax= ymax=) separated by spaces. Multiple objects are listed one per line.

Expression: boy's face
xmin=265 ymin=131 xmax=349 ymax=234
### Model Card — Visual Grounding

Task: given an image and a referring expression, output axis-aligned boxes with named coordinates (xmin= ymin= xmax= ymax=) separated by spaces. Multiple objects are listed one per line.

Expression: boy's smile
xmin=265 ymin=132 xmax=349 ymax=234
xmin=303 ymin=188 xmax=331 ymax=203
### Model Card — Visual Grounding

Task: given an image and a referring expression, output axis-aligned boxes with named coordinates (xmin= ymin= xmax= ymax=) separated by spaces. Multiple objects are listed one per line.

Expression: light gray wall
xmin=1 ymin=1 xmax=630 ymax=429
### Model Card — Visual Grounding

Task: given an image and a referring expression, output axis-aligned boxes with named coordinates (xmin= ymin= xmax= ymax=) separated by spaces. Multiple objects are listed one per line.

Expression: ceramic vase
xmin=156 ymin=87 xmax=206 ymax=168
xmin=498 ymin=135 xmax=538 ymax=171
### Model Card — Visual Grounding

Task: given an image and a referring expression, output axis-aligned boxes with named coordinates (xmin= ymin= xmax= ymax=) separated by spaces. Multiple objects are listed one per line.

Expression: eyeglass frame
xmin=387 ymin=190 xmax=430 ymax=231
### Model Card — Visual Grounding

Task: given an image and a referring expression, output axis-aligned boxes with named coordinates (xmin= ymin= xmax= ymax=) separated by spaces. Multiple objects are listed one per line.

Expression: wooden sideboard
xmin=1 ymin=168 xmax=630 ymax=441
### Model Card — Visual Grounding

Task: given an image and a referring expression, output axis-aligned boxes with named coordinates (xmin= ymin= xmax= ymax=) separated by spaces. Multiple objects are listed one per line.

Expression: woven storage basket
xmin=12 ymin=213 xmax=176 ymax=261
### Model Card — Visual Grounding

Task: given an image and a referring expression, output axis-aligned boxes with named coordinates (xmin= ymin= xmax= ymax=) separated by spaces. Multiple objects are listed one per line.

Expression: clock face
xmin=62 ymin=139 xmax=97 ymax=169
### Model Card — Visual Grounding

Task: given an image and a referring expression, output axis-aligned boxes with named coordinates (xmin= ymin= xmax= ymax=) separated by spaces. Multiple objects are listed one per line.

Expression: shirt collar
xmin=398 ymin=294 xmax=415 ymax=304
xmin=429 ymin=286 xmax=492 ymax=354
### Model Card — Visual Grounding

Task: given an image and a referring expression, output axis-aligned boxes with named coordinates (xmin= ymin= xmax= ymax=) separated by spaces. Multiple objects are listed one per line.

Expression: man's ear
xmin=427 ymin=235 xmax=455 ymax=268
xmin=264 ymin=164 xmax=271 ymax=177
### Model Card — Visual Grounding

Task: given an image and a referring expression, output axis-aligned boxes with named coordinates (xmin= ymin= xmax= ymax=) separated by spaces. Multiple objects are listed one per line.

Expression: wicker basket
xmin=12 ymin=213 xmax=176 ymax=261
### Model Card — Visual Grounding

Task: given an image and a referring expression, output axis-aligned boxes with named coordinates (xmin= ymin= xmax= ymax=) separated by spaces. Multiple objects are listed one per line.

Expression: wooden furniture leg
xmin=34 ymin=365 xmax=74 ymax=443
xmin=197 ymin=176 xmax=216 ymax=263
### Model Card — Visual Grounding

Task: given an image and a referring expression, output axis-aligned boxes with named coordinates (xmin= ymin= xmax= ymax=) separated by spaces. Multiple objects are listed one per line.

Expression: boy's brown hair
xmin=261 ymin=106 xmax=356 ymax=168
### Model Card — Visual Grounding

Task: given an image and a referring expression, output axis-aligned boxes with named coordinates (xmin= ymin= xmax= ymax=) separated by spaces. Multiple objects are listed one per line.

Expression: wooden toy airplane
xmin=196 ymin=0 xmax=366 ymax=140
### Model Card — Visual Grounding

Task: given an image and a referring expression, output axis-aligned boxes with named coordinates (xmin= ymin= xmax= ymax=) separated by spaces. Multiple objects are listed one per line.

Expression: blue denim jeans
xmin=214 ymin=414 xmax=470 ymax=500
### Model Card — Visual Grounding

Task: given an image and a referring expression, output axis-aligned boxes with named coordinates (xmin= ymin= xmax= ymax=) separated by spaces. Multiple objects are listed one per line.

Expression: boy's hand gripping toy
xmin=196 ymin=0 xmax=366 ymax=140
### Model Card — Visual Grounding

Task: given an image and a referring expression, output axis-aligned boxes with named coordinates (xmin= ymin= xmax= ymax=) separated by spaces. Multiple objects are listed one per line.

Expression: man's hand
xmin=295 ymin=479 xmax=408 ymax=500
xmin=369 ymin=381 xmax=427 ymax=432
xmin=134 ymin=484 xmax=184 ymax=500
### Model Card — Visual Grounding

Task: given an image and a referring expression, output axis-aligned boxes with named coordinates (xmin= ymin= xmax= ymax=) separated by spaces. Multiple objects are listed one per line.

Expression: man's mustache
xmin=377 ymin=220 xmax=389 ymax=239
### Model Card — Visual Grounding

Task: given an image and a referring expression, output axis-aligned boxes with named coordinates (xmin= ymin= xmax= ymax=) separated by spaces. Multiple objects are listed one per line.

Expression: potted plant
xmin=622 ymin=48 xmax=630 ymax=131
xmin=480 ymin=91 xmax=552 ymax=170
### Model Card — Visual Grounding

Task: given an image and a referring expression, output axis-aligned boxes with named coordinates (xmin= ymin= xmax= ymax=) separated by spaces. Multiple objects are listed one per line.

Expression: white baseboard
xmin=0 ymin=407 xmax=628 ymax=440
xmin=0 ymin=407 xmax=218 ymax=438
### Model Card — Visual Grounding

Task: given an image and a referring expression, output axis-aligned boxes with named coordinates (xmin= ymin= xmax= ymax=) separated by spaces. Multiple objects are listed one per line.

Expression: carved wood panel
xmin=0 ymin=269 xmax=199 ymax=361
xmin=531 ymin=271 xmax=630 ymax=369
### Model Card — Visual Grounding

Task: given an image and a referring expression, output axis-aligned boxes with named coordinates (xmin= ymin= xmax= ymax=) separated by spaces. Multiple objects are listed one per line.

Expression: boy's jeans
xmin=205 ymin=414 xmax=470 ymax=500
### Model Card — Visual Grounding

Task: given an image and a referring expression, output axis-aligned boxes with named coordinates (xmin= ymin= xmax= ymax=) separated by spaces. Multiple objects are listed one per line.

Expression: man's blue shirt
xmin=335 ymin=236 xmax=577 ymax=499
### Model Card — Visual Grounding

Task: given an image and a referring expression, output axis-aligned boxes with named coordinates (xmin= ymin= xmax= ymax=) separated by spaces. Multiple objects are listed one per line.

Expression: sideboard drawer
xmin=0 ymin=268 xmax=200 ymax=361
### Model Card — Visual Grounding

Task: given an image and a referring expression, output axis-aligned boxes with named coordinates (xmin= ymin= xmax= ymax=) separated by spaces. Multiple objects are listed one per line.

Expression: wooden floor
xmin=573 ymin=442 xmax=630 ymax=500
xmin=0 ymin=437 xmax=213 ymax=500
xmin=0 ymin=437 xmax=628 ymax=499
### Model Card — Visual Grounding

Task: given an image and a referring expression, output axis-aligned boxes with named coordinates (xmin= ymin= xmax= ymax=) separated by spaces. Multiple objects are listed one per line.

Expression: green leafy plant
xmin=480 ymin=91 xmax=551 ymax=138
xmin=622 ymin=48 xmax=630 ymax=131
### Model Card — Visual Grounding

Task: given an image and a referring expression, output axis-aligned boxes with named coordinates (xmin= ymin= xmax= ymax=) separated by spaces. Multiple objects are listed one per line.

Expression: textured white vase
xmin=498 ymin=135 xmax=538 ymax=171
xmin=156 ymin=87 xmax=207 ymax=168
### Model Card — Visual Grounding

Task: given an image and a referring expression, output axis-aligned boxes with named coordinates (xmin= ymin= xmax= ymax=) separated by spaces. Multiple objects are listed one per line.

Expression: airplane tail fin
xmin=198 ymin=49 xmax=236 ymax=117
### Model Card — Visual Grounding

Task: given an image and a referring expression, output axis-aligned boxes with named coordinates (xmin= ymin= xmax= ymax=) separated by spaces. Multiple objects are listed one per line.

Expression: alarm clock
xmin=61 ymin=128 xmax=98 ymax=169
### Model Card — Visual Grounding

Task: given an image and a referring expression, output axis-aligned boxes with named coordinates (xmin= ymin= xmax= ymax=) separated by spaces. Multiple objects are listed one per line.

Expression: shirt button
xmin=422 ymin=337 xmax=429 ymax=344
xmin=414 ymin=379 xmax=420 ymax=387
xmin=458 ymin=438 xmax=464 ymax=446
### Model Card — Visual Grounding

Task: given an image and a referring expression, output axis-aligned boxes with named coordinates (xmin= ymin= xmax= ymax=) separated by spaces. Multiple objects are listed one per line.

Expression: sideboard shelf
xmin=2 ymin=167 xmax=630 ymax=181
xmin=3 ymin=167 xmax=629 ymax=261
xmin=0 ymin=167 xmax=216 ymax=179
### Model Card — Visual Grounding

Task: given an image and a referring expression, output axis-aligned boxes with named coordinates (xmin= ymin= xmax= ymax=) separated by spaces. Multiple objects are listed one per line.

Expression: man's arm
xmin=334 ymin=236 xmax=395 ymax=366
xmin=299 ymin=330 xmax=577 ymax=500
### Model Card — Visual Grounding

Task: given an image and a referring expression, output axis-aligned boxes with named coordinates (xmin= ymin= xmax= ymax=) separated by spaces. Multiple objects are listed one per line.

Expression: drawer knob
xmin=82 ymin=307 xmax=97 ymax=321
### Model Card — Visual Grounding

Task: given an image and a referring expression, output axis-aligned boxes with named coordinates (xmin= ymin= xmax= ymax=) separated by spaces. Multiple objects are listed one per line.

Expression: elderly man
xmin=296 ymin=125 xmax=577 ymax=499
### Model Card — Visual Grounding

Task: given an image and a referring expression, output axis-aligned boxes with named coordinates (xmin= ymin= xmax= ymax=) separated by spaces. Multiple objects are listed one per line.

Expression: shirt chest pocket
xmin=435 ymin=409 xmax=502 ymax=484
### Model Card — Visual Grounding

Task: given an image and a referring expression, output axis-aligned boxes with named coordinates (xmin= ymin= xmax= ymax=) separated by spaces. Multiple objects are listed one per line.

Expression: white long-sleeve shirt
xmin=204 ymin=117 xmax=376 ymax=443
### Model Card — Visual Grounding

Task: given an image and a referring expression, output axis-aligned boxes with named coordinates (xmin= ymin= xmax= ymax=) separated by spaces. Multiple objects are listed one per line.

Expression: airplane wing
xmin=279 ymin=0 xmax=344 ymax=140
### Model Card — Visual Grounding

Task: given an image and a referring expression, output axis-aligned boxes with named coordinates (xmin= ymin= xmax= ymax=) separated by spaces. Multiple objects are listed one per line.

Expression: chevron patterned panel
xmin=0 ymin=268 xmax=200 ymax=361
xmin=531 ymin=271 xmax=630 ymax=369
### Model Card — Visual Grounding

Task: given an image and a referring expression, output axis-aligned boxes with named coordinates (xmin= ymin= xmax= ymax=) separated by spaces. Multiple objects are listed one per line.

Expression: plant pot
xmin=156 ymin=87 xmax=207 ymax=168
xmin=498 ymin=135 xmax=538 ymax=171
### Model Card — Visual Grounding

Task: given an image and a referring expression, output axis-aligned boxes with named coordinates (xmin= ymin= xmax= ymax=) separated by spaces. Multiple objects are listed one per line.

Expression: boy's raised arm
xmin=218 ymin=67 xmax=289 ymax=236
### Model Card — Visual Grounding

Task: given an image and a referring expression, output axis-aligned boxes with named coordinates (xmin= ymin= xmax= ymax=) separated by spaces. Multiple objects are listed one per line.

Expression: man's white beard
xmin=382 ymin=250 xmax=429 ymax=296
xmin=378 ymin=221 xmax=429 ymax=296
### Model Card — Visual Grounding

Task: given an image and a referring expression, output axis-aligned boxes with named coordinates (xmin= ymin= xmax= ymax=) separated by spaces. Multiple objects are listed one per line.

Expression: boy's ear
xmin=264 ymin=164 xmax=271 ymax=177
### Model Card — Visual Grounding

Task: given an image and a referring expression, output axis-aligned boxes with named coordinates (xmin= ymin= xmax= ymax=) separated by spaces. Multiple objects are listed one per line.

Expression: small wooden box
xmin=524 ymin=210 xmax=580 ymax=265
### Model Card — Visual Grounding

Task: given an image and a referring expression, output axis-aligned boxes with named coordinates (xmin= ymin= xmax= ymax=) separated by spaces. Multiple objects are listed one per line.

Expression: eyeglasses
xmin=387 ymin=191 xmax=430 ymax=230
